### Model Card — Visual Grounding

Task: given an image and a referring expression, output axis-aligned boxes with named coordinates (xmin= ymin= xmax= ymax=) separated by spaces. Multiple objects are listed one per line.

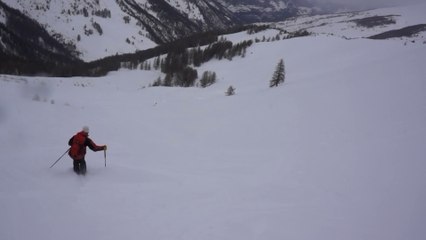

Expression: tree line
xmin=0 ymin=24 xmax=273 ymax=77
xmin=146 ymin=39 xmax=252 ymax=87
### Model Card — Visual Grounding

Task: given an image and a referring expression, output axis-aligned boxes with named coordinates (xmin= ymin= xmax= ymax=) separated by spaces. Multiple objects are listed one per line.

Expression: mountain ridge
xmin=1 ymin=0 xmax=338 ymax=62
xmin=1 ymin=0 xmax=239 ymax=61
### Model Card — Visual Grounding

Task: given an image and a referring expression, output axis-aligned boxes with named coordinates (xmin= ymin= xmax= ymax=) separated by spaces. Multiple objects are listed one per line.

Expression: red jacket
xmin=68 ymin=131 xmax=104 ymax=160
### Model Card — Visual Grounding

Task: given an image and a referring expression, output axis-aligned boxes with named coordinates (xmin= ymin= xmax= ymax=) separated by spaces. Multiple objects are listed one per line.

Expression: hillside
xmin=1 ymin=0 xmax=237 ymax=61
xmin=1 ymin=3 xmax=426 ymax=240
xmin=0 ymin=1 xmax=82 ymax=75
xmin=0 ymin=0 xmax=350 ymax=63
xmin=276 ymin=3 xmax=426 ymax=42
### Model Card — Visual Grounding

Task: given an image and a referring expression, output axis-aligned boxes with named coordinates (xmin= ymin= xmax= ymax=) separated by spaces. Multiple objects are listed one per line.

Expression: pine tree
xmin=163 ymin=73 xmax=172 ymax=87
xmin=200 ymin=71 xmax=217 ymax=88
xmin=153 ymin=56 xmax=161 ymax=70
xmin=270 ymin=59 xmax=285 ymax=88
xmin=225 ymin=85 xmax=236 ymax=96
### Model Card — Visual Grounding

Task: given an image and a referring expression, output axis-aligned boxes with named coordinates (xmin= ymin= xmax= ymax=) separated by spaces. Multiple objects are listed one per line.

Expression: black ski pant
xmin=73 ymin=159 xmax=87 ymax=174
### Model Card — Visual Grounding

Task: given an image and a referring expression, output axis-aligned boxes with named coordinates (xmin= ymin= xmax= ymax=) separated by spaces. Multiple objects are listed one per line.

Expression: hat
xmin=82 ymin=126 xmax=90 ymax=133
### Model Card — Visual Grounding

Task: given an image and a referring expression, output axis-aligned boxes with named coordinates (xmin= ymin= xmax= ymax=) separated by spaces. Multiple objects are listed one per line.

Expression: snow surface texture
xmin=1 ymin=4 xmax=426 ymax=240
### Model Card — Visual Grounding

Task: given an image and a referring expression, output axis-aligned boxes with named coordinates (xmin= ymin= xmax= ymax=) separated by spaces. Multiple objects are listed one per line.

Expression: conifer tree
xmin=153 ymin=56 xmax=161 ymax=70
xmin=225 ymin=85 xmax=236 ymax=96
xmin=270 ymin=59 xmax=285 ymax=87
xmin=200 ymin=71 xmax=217 ymax=88
xmin=163 ymin=73 xmax=172 ymax=87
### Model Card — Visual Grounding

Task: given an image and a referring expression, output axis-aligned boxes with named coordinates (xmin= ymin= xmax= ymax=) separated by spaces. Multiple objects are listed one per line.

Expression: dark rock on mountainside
xmin=116 ymin=0 xmax=239 ymax=43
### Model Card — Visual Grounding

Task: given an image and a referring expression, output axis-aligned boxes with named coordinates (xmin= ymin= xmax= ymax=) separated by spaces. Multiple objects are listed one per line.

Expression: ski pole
xmin=104 ymin=149 xmax=107 ymax=167
xmin=50 ymin=148 xmax=70 ymax=168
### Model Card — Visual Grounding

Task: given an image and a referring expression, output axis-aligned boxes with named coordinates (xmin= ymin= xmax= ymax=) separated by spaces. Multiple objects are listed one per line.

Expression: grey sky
xmin=315 ymin=0 xmax=425 ymax=9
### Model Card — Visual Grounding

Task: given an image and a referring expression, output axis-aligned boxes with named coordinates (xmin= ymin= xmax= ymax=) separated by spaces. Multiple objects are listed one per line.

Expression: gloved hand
xmin=104 ymin=145 xmax=107 ymax=151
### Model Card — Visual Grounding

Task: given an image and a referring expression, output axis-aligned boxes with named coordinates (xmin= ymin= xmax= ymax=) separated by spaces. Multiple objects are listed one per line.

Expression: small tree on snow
xmin=200 ymin=71 xmax=217 ymax=88
xmin=270 ymin=59 xmax=285 ymax=87
xmin=225 ymin=85 xmax=236 ymax=96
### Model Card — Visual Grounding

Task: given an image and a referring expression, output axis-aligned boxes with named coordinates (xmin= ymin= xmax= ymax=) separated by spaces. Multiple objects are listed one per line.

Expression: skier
xmin=68 ymin=126 xmax=107 ymax=175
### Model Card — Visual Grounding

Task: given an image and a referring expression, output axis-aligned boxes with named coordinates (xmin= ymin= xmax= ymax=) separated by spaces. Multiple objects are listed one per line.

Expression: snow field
xmin=1 ymin=33 xmax=426 ymax=240
xmin=277 ymin=2 xmax=426 ymax=42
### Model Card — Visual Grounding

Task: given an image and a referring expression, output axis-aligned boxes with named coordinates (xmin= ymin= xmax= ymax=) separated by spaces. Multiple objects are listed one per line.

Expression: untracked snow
xmin=1 ymin=5 xmax=426 ymax=240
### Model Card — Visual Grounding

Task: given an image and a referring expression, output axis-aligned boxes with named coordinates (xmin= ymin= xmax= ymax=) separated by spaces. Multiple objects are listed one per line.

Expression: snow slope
xmin=1 ymin=0 xmax=235 ymax=62
xmin=1 ymin=14 xmax=426 ymax=240
xmin=2 ymin=0 xmax=157 ymax=61
xmin=276 ymin=2 xmax=426 ymax=42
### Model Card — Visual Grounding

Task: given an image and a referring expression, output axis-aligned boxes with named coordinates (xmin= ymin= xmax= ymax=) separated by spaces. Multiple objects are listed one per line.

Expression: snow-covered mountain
xmin=218 ymin=0 xmax=340 ymax=23
xmin=0 ymin=1 xmax=82 ymax=75
xmin=87 ymin=2 xmax=426 ymax=77
xmin=0 ymin=0 xmax=353 ymax=63
xmin=275 ymin=3 xmax=426 ymax=41
xmin=1 ymin=0 xmax=425 ymax=77
xmin=1 ymin=0 xmax=237 ymax=61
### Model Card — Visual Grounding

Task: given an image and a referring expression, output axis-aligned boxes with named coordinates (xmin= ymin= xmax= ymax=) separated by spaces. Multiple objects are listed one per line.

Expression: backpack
xmin=69 ymin=132 xmax=87 ymax=160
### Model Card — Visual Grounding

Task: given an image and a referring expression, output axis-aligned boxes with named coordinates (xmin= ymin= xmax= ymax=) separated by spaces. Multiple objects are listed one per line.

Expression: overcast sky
xmin=315 ymin=0 xmax=425 ymax=9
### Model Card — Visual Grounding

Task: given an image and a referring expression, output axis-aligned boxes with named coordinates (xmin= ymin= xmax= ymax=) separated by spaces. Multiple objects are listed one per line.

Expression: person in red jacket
xmin=68 ymin=126 xmax=106 ymax=175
